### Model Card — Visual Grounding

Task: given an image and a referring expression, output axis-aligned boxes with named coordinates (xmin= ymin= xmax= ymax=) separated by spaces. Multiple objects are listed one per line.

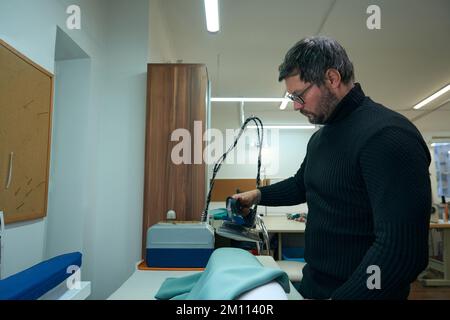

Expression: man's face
xmin=284 ymin=74 xmax=339 ymax=124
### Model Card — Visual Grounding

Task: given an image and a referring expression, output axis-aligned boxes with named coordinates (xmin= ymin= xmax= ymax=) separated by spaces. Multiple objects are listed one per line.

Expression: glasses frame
xmin=287 ymin=83 xmax=314 ymax=105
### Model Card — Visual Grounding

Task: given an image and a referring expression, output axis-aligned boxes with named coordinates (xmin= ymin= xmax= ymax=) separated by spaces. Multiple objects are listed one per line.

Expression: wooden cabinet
xmin=0 ymin=40 xmax=53 ymax=224
xmin=142 ymin=64 xmax=209 ymax=255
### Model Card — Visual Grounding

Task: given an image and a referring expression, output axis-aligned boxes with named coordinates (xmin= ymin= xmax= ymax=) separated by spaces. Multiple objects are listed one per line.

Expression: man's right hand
xmin=231 ymin=189 xmax=261 ymax=216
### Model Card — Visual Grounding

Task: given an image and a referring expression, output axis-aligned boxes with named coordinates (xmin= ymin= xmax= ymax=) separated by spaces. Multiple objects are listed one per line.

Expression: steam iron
xmin=225 ymin=197 xmax=257 ymax=228
xmin=215 ymin=197 xmax=261 ymax=245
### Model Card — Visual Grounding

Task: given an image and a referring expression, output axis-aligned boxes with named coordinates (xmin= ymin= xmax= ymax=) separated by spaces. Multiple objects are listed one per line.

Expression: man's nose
xmin=293 ymin=101 xmax=304 ymax=111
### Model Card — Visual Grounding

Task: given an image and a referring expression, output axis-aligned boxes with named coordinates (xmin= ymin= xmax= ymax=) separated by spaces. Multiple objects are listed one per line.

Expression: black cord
xmin=202 ymin=116 xmax=264 ymax=222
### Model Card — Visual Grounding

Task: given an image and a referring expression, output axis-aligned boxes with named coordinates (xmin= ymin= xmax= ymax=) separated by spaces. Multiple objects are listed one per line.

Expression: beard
xmin=301 ymin=87 xmax=339 ymax=124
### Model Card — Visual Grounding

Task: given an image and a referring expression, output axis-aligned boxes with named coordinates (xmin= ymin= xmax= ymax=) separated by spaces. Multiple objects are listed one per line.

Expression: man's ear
xmin=325 ymin=69 xmax=341 ymax=89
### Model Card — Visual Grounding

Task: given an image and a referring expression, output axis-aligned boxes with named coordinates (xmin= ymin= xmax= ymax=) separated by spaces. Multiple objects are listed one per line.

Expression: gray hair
xmin=278 ymin=36 xmax=354 ymax=85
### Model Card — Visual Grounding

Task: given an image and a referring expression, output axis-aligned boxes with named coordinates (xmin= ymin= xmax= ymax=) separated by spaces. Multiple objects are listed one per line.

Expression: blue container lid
xmin=282 ymin=247 xmax=305 ymax=262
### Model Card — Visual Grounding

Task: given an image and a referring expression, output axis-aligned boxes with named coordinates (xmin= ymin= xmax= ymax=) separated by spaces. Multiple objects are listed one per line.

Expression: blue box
xmin=146 ymin=222 xmax=215 ymax=268
xmin=282 ymin=247 xmax=305 ymax=263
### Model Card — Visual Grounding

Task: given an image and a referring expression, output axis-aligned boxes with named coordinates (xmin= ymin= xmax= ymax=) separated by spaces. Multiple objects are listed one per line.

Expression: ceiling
xmin=158 ymin=0 xmax=450 ymax=132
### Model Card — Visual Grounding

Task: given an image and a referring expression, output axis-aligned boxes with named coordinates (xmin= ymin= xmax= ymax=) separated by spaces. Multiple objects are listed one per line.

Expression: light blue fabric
xmin=155 ymin=248 xmax=290 ymax=300
xmin=209 ymin=208 xmax=229 ymax=220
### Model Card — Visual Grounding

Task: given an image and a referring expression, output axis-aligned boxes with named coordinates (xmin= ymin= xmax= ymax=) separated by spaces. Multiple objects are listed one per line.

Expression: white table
xmin=108 ymin=256 xmax=302 ymax=300
xmin=261 ymin=215 xmax=306 ymax=260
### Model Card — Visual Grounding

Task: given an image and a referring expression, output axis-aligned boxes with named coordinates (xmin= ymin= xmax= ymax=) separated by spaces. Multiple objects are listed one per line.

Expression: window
xmin=433 ymin=143 xmax=450 ymax=197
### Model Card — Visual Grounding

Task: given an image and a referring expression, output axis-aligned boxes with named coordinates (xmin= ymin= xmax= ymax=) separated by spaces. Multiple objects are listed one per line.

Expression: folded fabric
xmin=155 ymin=248 xmax=290 ymax=300
xmin=209 ymin=208 xmax=229 ymax=220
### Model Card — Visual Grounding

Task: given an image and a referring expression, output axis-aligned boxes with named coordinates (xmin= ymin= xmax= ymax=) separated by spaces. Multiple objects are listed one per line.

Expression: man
xmin=233 ymin=36 xmax=431 ymax=299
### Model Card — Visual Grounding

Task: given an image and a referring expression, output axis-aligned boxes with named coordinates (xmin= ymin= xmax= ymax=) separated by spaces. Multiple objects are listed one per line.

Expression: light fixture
xmin=211 ymin=97 xmax=290 ymax=102
xmin=247 ymin=125 xmax=316 ymax=130
xmin=204 ymin=0 xmax=220 ymax=33
xmin=431 ymin=142 xmax=450 ymax=147
xmin=279 ymin=92 xmax=289 ymax=110
xmin=413 ymin=84 xmax=450 ymax=110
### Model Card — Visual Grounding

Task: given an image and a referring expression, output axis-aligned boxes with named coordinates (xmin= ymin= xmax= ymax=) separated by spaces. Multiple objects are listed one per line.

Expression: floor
xmin=409 ymin=269 xmax=450 ymax=300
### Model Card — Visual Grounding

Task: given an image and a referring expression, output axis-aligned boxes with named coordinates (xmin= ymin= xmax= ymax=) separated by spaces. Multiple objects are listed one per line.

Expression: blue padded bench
xmin=0 ymin=252 xmax=82 ymax=300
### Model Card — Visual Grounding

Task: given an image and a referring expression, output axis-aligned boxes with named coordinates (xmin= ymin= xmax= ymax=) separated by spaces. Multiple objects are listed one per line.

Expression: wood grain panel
xmin=142 ymin=64 xmax=207 ymax=258
xmin=210 ymin=179 xmax=271 ymax=202
xmin=0 ymin=40 xmax=53 ymax=224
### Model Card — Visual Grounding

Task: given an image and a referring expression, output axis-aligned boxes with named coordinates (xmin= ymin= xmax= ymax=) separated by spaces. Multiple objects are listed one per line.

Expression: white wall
xmin=0 ymin=0 xmax=149 ymax=299
xmin=45 ymin=57 xmax=91 ymax=258
xmin=148 ymin=0 xmax=175 ymax=62
xmin=90 ymin=0 xmax=149 ymax=299
xmin=1 ymin=219 xmax=46 ymax=278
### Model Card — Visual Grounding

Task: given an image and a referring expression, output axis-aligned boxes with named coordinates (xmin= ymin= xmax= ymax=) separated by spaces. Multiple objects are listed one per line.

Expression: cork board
xmin=0 ymin=40 xmax=53 ymax=224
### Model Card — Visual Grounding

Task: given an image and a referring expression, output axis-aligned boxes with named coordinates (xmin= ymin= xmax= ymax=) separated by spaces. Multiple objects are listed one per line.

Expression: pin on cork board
xmin=0 ymin=40 xmax=54 ymax=224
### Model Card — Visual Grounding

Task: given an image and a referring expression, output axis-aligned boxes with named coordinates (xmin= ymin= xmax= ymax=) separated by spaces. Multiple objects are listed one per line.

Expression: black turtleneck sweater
xmin=258 ymin=84 xmax=431 ymax=300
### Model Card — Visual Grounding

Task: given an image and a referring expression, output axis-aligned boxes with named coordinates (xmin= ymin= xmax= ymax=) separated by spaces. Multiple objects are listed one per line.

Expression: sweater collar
xmin=324 ymin=83 xmax=366 ymax=125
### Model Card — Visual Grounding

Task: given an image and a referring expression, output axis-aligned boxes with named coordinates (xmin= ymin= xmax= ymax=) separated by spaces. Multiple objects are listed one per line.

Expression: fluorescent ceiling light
xmin=247 ymin=125 xmax=316 ymax=130
xmin=413 ymin=84 xmax=450 ymax=110
xmin=279 ymin=92 xmax=289 ymax=110
xmin=204 ymin=0 xmax=220 ymax=33
xmin=430 ymin=142 xmax=450 ymax=147
xmin=212 ymin=97 xmax=290 ymax=102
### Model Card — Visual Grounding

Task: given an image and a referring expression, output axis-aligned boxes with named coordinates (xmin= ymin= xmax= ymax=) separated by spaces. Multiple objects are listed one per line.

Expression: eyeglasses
xmin=287 ymin=84 xmax=313 ymax=105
